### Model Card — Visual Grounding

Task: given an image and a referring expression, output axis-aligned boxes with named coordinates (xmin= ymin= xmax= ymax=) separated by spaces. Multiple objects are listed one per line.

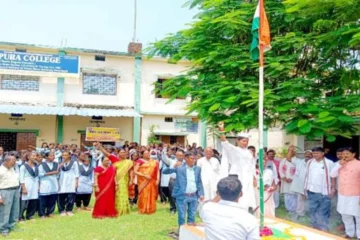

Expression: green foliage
xmin=148 ymin=0 xmax=360 ymax=141
xmin=147 ymin=125 xmax=162 ymax=145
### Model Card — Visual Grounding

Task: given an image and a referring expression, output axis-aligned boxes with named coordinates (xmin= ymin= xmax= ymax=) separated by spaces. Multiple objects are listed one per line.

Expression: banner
xmin=85 ymin=127 xmax=120 ymax=142
xmin=0 ymin=50 xmax=79 ymax=77
xmin=174 ymin=118 xmax=199 ymax=133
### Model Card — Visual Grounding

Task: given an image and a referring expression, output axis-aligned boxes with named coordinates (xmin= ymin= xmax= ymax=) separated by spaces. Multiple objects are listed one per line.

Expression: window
xmin=15 ymin=48 xmax=27 ymax=52
xmin=83 ymin=73 xmax=117 ymax=95
xmin=91 ymin=116 xmax=103 ymax=120
xmin=155 ymin=78 xmax=168 ymax=98
xmin=0 ymin=74 xmax=40 ymax=91
xmin=155 ymin=78 xmax=185 ymax=99
xmin=95 ymin=55 xmax=106 ymax=61
xmin=165 ymin=117 xmax=173 ymax=122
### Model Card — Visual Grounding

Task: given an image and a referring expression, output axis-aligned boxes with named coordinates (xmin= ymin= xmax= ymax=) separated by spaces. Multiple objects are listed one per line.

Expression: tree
xmin=147 ymin=125 xmax=162 ymax=145
xmin=148 ymin=0 xmax=360 ymax=141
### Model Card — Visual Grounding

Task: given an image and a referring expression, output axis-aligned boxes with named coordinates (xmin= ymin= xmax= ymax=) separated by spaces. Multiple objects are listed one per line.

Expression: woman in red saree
xmin=92 ymin=157 xmax=118 ymax=218
xmin=134 ymin=150 xmax=160 ymax=214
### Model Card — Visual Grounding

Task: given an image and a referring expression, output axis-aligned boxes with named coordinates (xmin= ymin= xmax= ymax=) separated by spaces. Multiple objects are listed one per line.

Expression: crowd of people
xmin=0 ymin=132 xmax=359 ymax=239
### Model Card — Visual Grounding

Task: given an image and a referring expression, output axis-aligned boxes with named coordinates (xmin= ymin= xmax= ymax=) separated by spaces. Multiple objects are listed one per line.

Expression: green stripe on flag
xmin=250 ymin=16 xmax=260 ymax=61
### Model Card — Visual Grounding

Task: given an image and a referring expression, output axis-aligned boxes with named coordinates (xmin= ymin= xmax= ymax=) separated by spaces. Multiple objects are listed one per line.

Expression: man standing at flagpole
xmin=218 ymin=123 xmax=257 ymax=212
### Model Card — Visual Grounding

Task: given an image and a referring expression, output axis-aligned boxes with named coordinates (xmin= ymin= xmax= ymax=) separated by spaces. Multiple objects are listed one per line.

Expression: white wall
xmin=141 ymin=115 xmax=199 ymax=145
xmin=0 ymin=76 xmax=57 ymax=104
xmin=140 ymin=59 xmax=191 ymax=114
xmin=64 ymin=54 xmax=135 ymax=107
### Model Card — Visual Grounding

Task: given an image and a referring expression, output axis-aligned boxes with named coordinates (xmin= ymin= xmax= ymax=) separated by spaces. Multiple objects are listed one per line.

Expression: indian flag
xmin=250 ymin=1 xmax=271 ymax=61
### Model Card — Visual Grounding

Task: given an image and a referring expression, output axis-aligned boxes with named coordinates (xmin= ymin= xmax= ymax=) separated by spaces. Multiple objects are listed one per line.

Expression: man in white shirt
xmin=200 ymin=176 xmax=260 ymax=240
xmin=0 ymin=155 xmax=20 ymax=237
xmin=279 ymin=151 xmax=297 ymax=214
xmin=304 ymin=147 xmax=335 ymax=231
xmin=0 ymin=147 xmax=4 ymax=165
xmin=287 ymin=147 xmax=312 ymax=218
xmin=197 ymin=148 xmax=221 ymax=201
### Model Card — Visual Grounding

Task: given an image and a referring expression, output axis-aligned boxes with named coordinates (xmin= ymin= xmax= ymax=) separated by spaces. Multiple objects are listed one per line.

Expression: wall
xmin=140 ymin=59 xmax=191 ymax=114
xmin=0 ymin=114 xmax=56 ymax=145
xmin=141 ymin=115 xmax=199 ymax=146
xmin=0 ymin=76 xmax=57 ymax=104
xmin=63 ymin=116 xmax=133 ymax=146
xmin=64 ymin=54 xmax=135 ymax=107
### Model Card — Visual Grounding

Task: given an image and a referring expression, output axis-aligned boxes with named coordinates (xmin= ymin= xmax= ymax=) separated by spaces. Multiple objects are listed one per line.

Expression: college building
xmin=0 ymin=41 xmax=207 ymax=150
xmin=0 ymin=41 xmax=358 ymax=157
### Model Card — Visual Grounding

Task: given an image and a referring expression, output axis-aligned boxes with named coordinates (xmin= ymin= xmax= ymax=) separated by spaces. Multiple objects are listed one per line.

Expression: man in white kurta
xmin=288 ymin=149 xmax=312 ymax=217
xmin=197 ymin=148 xmax=221 ymax=200
xmin=279 ymin=157 xmax=297 ymax=213
xmin=220 ymin=133 xmax=256 ymax=211
xmin=330 ymin=147 xmax=360 ymax=239
xmin=304 ymin=147 xmax=335 ymax=231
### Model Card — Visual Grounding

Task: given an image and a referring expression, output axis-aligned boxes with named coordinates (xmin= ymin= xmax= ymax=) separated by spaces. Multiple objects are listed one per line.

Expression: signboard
xmin=174 ymin=118 xmax=199 ymax=133
xmin=0 ymin=50 xmax=79 ymax=77
xmin=85 ymin=127 xmax=120 ymax=142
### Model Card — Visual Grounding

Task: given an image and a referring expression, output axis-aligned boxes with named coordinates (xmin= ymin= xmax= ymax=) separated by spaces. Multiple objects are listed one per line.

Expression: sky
xmin=0 ymin=0 xmax=196 ymax=52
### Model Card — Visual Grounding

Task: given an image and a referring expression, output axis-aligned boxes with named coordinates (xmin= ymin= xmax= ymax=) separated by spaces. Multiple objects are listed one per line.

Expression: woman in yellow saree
xmin=97 ymin=144 xmax=134 ymax=216
xmin=134 ymin=150 xmax=159 ymax=214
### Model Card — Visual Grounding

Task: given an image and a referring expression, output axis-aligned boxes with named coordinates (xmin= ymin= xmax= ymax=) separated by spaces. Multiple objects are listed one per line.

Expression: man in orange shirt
xmin=330 ymin=147 xmax=360 ymax=239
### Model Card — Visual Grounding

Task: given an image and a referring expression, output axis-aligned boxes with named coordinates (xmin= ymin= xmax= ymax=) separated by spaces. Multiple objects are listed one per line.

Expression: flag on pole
xmin=250 ymin=1 xmax=271 ymax=61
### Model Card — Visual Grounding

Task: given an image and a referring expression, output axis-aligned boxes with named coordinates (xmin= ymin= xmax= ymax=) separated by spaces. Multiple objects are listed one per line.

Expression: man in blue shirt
xmin=163 ymin=152 xmax=204 ymax=227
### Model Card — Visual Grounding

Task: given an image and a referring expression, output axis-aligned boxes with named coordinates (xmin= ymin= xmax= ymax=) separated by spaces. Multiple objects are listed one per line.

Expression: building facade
xmin=0 ymin=42 xmax=207 ymax=150
xmin=1 ymin=42 xmax=355 ymax=156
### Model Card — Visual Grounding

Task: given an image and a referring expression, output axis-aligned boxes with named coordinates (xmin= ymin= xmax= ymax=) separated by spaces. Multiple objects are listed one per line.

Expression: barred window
xmin=0 ymin=74 xmax=40 ymax=91
xmin=83 ymin=73 xmax=117 ymax=95
xmin=155 ymin=78 xmax=185 ymax=99
xmin=165 ymin=117 xmax=173 ymax=122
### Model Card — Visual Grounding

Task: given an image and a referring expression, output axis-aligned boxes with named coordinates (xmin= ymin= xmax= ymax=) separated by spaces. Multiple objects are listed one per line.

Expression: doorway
xmin=156 ymin=135 xmax=185 ymax=145
xmin=323 ymin=135 xmax=360 ymax=158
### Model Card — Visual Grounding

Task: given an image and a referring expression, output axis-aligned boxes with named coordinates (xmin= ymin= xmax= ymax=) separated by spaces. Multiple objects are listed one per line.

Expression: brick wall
xmin=16 ymin=133 xmax=36 ymax=151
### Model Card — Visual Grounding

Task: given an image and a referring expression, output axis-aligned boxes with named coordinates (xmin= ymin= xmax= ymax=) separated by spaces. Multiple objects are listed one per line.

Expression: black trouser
xmin=75 ymin=194 xmax=91 ymax=208
xmin=58 ymin=193 xmax=75 ymax=213
xmin=131 ymin=185 xmax=139 ymax=204
xmin=160 ymin=187 xmax=170 ymax=203
xmin=20 ymin=199 xmax=37 ymax=220
xmin=39 ymin=194 xmax=57 ymax=217
xmin=168 ymin=178 xmax=177 ymax=212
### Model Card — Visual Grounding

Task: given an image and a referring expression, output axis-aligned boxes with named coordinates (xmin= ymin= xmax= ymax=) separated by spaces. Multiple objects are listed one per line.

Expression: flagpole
xmin=258 ymin=0 xmax=265 ymax=230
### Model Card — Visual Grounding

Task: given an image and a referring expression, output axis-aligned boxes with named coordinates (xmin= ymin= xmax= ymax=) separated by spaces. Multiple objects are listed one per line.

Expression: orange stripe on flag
xmin=260 ymin=4 xmax=271 ymax=50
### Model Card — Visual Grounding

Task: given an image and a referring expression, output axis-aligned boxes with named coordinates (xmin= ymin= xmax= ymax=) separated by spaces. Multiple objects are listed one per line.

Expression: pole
xmin=258 ymin=0 xmax=265 ymax=229
xmin=133 ymin=0 xmax=137 ymax=42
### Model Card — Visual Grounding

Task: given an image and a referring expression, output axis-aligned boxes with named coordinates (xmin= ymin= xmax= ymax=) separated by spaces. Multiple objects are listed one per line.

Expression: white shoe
xmin=60 ymin=213 xmax=67 ymax=217
xmin=66 ymin=212 xmax=74 ymax=216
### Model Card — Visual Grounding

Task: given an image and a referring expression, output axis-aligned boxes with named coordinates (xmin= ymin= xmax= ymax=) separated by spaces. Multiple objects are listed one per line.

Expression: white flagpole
xmin=258 ymin=0 xmax=265 ymax=229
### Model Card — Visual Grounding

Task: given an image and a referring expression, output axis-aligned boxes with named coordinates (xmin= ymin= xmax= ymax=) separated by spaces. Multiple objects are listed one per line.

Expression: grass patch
xmin=10 ymin=203 xmax=178 ymax=240
xmin=8 ymin=199 xmax=343 ymax=239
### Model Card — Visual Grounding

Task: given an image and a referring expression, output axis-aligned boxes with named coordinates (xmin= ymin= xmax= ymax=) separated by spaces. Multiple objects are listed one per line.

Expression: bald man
xmin=197 ymin=147 xmax=221 ymax=200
